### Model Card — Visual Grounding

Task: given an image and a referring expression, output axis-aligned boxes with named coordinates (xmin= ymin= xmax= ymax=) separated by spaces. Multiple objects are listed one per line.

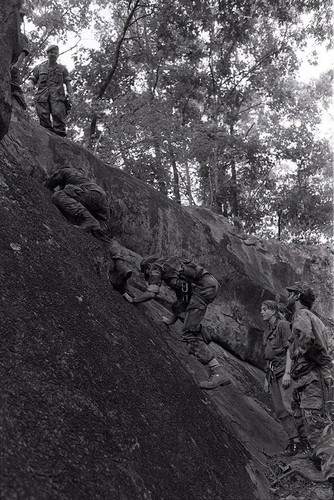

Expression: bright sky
xmin=25 ymin=19 xmax=334 ymax=141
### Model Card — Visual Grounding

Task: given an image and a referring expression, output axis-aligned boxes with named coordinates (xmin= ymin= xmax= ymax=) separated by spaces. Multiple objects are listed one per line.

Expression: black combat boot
xmin=114 ymin=259 xmax=132 ymax=281
xmin=293 ymin=440 xmax=312 ymax=459
xmin=199 ymin=365 xmax=231 ymax=390
xmin=279 ymin=439 xmax=299 ymax=457
xmin=112 ymin=259 xmax=133 ymax=293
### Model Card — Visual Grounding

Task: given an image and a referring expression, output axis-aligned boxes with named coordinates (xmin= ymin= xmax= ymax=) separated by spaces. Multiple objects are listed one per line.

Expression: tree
xmin=23 ymin=0 xmax=334 ymax=242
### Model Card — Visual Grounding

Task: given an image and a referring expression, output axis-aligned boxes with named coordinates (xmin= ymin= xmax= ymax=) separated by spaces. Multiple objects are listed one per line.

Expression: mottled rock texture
xmin=0 ymin=112 xmax=332 ymax=500
xmin=0 ymin=0 xmax=22 ymax=139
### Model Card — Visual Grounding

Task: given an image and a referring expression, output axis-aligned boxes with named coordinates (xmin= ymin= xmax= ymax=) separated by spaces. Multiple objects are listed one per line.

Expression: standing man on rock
xmin=45 ymin=166 xmax=132 ymax=293
xmin=27 ymin=44 xmax=72 ymax=137
xmin=286 ymin=282 xmax=333 ymax=488
xmin=124 ymin=255 xmax=231 ymax=390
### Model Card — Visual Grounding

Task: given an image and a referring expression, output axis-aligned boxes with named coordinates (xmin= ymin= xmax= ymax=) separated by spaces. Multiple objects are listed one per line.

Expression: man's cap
xmin=286 ymin=281 xmax=308 ymax=293
xmin=286 ymin=281 xmax=316 ymax=299
xmin=46 ymin=45 xmax=59 ymax=54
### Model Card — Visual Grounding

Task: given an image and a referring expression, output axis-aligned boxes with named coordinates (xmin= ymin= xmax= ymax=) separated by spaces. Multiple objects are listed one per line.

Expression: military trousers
xmin=292 ymin=370 xmax=334 ymax=480
xmin=182 ymin=274 xmax=219 ymax=365
xmin=36 ymin=97 xmax=67 ymax=136
xmin=270 ymin=375 xmax=298 ymax=439
xmin=52 ymin=184 xmax=109 ymax=229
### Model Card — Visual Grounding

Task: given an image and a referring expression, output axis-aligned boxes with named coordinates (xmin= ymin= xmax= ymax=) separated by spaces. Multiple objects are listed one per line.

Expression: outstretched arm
xmin=132 ymin=290 xmax=157 ymax=304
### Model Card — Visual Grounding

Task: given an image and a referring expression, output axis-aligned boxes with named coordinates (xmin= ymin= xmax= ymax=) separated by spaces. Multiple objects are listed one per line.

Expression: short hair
xmin=261 ymin=300 xmax=279 ymax=314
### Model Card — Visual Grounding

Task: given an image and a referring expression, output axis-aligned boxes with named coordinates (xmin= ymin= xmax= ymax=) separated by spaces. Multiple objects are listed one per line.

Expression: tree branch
xmin=97 ymin=0 xmax=141 ymax=99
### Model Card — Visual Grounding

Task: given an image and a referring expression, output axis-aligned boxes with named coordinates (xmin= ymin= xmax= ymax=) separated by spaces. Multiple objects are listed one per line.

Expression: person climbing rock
xmin=45 ymin=166 xmax=132 ymax=292
xmin=124 ymin=255 xmax=231 ymax=390
xmin=11 ymin=9 xmax=29 ymax=110
xmin=286 ymin=282 xmax=333 ymax=486
xmin=261 ymin=300 xmax=300 ymax=456
xmin=27 ymin=44 xmax=73 ymax=137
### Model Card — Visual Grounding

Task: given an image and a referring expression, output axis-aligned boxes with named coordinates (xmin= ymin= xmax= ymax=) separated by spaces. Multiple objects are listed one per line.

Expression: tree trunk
xmin=229 ymin=125 xmax=239 ymax=217
xmin=185 ymin=161 xmax=194 ymax=206
xmin=277 ymin=209 xmax=282 ymax=241
xmin=153 ymin=138 xmax=168 ymax=196
xmin=168 ymin=141 xmax=181 ymax=205
xmin=230 ymin=157 xmax=239 ymax=217
xmin=86 ymin=113 xmax=97 ymax=151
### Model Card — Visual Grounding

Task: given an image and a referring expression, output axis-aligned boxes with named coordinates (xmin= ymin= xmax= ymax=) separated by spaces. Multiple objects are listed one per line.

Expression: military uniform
xmin=29 ymin=60 xmax=71 ymax=136
xmin=263 ymin=319 xmax=298 ymax=440
xmin=289 ymin=306 xmax=333 ymax=479
xmin=11 ymin=32 xmax=29 ymax=109
xmin=145 ymin=256 xmax=219 ymax=365
xmin=46 ymin=167 xmax=132 ymax=291
xmin=46 ymin=167 xmax=110 ymax=231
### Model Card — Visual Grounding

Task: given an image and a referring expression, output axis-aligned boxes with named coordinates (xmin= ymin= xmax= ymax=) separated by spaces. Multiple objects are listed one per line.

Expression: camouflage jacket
xmin=29 ymin=61 xmax=71 ymax=102
xmin=46 ymin=168 xmax=106 ymax=196
xmin=146 ymin=256 xmax=211 ymax=295
xmin=289 ymin=306 xmax=332 ymax=379
xmin=263 ymin=319 xmax=291 ymax=377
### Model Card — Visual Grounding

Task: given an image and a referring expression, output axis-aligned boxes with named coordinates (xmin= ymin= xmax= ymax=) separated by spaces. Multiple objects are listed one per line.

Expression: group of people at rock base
xmin=11 ymin=10 xmax=72 ymax=137
xmin=45 ymin=164 xmax=333 ymax=493
xmin=261 ymin=289 xmax=333 ymax=492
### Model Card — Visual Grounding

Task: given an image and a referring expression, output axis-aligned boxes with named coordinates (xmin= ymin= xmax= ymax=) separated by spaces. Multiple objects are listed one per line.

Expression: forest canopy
xmin=22 ymin=0 xmax=333 ymax=243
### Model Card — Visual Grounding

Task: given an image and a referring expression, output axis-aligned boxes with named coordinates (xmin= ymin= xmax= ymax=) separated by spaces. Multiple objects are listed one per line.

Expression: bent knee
xmin=51 ymin=190 xmax=64 ymax=204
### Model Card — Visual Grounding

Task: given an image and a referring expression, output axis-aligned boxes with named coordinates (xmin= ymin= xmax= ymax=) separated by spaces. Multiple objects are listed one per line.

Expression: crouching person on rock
xmin=261 ymin=300 xmax=301 ymax=456
xmin=124 ymin=255 xmax=231 ymax=390
xmin=45 ymin=166 xmax=132 ymax=293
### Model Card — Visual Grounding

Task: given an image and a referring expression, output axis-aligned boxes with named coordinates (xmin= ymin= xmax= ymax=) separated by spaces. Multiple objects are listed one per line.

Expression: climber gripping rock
xmin=45 ymin=166 xmax=132 ymax=293
xmin=125 ymin=255 xmax=231 ymax=390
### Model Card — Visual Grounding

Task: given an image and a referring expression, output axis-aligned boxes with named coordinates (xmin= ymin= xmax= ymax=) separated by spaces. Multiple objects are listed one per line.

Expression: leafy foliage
xmin=23 ymin=0 xmax=333 ymax=243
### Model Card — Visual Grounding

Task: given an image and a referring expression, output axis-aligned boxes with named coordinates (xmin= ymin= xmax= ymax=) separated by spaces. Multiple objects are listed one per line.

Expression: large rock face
xmin=3 ymin=112 xmax=333 ymax=368
xmin=0 ymin=0 xmax=22 ymax=139
xmin=1 ymin=113 xmax=332 ymax=499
